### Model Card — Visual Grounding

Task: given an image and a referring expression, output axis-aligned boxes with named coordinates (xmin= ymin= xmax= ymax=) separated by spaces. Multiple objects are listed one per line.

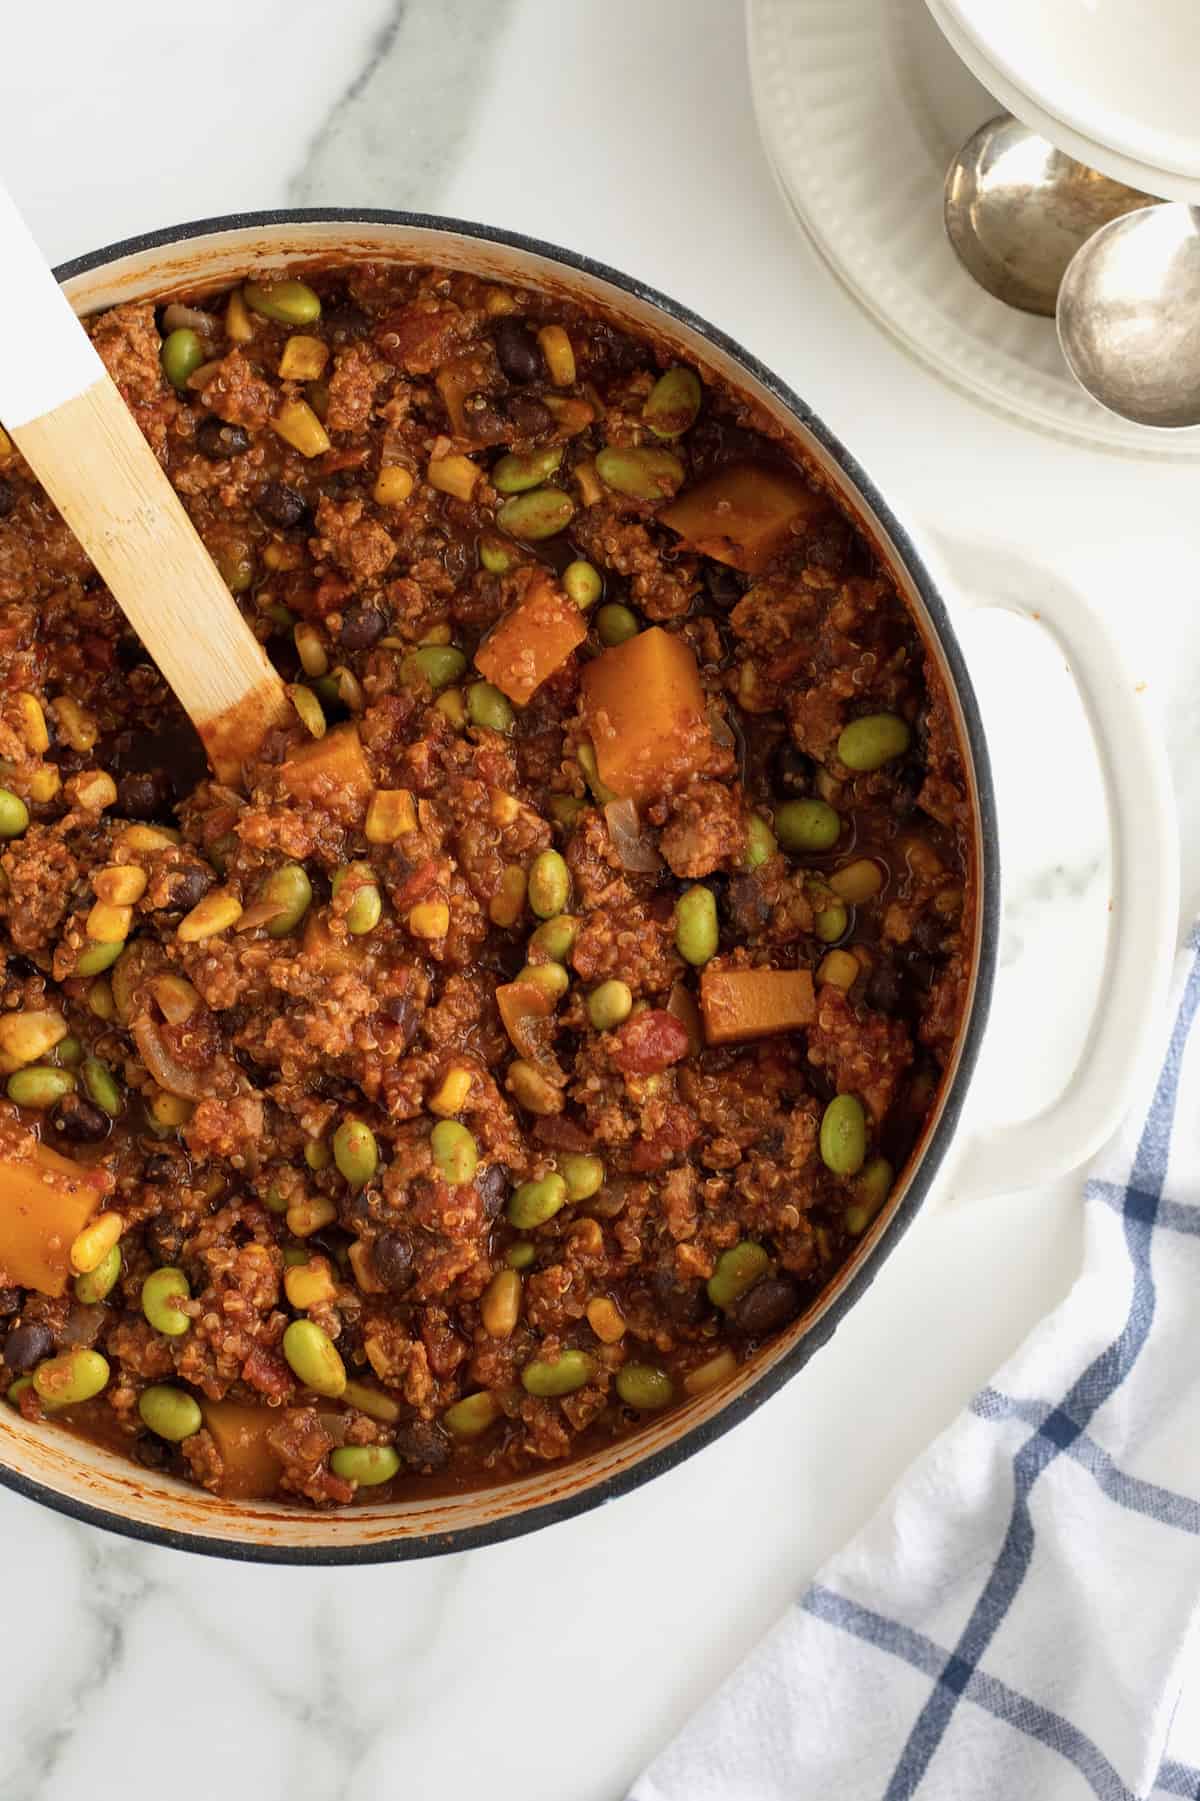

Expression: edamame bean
xmin=142 ymin=1267 xmax=192 ymax=1337
xmin=333 ymin=863 xmax=382 ymax=935
xmin=330 ymin=1444 xmax=400 ymax=1485
xmin=505 ymin=1241 xmax=536 ymax=1270
xmin=444 ymin=1391 xmax=500 ymax=1438
xmin=480 ymin=1268 xmax=521 ymax=1338
xmin=682 ymin=1347 xmax=738 ymax=1397
xmin=845 ymin=1155 xmax=894 ymax=1235
xmin=837 ymin=713 xmax=911 ymax=772
xmin=596 ymin=603 xmax=639 ymax=646
xmin=707 ymin=1241 xmax=771 ymax=1310
xmin=139 ymin=1384 xmax=202 ymax=1442
xmin=75 ymin=939 xmax=123 ymax=977
xmin=616 ymin=1363 xmax=674 ymax=1410
xmin=55 ymin=1035 xmax=83 ymax=1068
xmin=255 ymin=862 xmax=312 ymax=937
xmin=430 ymin=1119 xmax=478 ymax=1186
xmin=776 ymin=798 xmax=841 ymax=853
xmin=819 ymin=1093 xmax=867 ymax=1176
xmin=243 ymin=279 xmax=322 ymax=325
xmin=496 ymin=486 xmax=575 ymax=541
xmin=521 ymin=1350 xmax=596 ymax=1397
xmin=528 ymin=915 xmax=579 ymax=963
xmin=81 ymin=1056 xmax=122 ymax=1118
xmin=404 ymin=646 xmax=467 ymax=691
xmin=586 ymin=979 xmax=632 ymax=1031
xmin=745 ymin=814 xmax=777 ymax=869
xmin=829 ymin=858 xmax=883 ymax=904
xmin=507 ymin=1173 xmax=567 ymax=1229
xmin=466 ymin=681 xmax=515 ymax=733
xmin=7 ymin=1065 xmax=75 ymax=1109
xmin=527 ymin=849 xmax=570 ymax=918
xmin=491 ymin=445 xmax=564 ymax=494
xmin=334 ymin=1118 xmax=378 ymax=1188
xmin=478 ymin=531 xmax=516 ymax=574
xmin=282 ymin=1318 xmax=347 ymax=1397
xmin=563 ymin=560 xmax=602 ymax=609
xmin=74 ymin=1243 xmax=121 ymax=1304
xmin=675 ymin=885 xmax=719 ymax=967
xmin=595 ymin=445 xmax=684 ymax=501
xmin=33 ymin=1348 xmax=109 ymax=1407
xmin=557 ymin=1153 xmax=603 ymax=1202
xmin=0 ymin=788 xmax=29 ymax=838
xmin=643 ymin=366 xmax=702 ymax=439
xmin=161 ymin=328 xmax=204 ymax=390
xmin=518 ymin=962 xmax=569 ymax=1003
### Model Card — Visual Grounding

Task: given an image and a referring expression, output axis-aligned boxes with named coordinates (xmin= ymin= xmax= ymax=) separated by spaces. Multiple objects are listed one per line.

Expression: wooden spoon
xmin=0 ymin=182 xmax=292 ymax=782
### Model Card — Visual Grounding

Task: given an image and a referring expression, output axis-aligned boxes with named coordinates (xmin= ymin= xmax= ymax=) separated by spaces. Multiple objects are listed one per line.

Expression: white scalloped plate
xmin=746 ymin=0 xmax=1200 ymax=458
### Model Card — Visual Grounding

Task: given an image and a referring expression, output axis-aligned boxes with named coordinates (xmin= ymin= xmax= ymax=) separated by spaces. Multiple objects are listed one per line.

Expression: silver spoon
xmin=944 ymin=114 xmax=1152 ymax=317
xmin=1057 ymin=203 xmax=1200 ymax=428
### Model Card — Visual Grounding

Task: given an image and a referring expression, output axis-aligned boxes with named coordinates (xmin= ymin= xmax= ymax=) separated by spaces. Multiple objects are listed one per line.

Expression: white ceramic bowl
xmin=925 ymin=0 xmax=1200 ymax=203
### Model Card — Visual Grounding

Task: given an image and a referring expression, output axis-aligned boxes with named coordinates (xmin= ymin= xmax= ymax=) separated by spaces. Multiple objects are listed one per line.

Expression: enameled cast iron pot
xmin=0 ymin=211 xmax=1176 ymax=1562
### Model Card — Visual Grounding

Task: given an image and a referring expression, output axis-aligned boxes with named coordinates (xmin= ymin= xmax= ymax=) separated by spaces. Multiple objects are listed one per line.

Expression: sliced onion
xmin=162 ymin=302 xmax=216 ymax=336
xmin=666 ymin=980 xmax=704 ymax=1058
xmin=604 ymin=798 xmax=664 ymax=874
xmin=706 ymin=702 xmax=735 ymax=750
xmin=133 ymin=1015 xmax=215 ymax=1101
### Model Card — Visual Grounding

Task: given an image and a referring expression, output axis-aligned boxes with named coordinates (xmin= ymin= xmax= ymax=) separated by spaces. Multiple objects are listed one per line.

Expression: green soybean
xmin=643 ymin=366 xmax=702 ymax=439
xmin=334 ymin=1118 xmax=378 ymax=1188
xmin=404 ymin=646 xmax=467 ymax=691
xmin=557 ymin=1153 xmax=604 ymax=1202
xmin=596 ymin=603 xmax=640 ymax=647
xmin=466 ymin=681 xmax=515 ymax=733
xmin=837 ymin=713 xmax=911 ymax=772
xmin=814 ymin=898 xmax=849 ymax=943
xmin=496 ymin=486 xmax=575 ymax=542
xmin=33 ymin=1348 xmax=109 ymax=1407
xmin=55 ymin=1035 xmax=83 ymax=1069
xmin=74 ymin=1243 xmax=121 ymax=1305
xmin=243 ymin=279 xmax=322 ymax=325
xmin=491 ymin=445 xmax=564 ymax=494
xmin=819 ymin=1093 xmax=867 ymax=1176
xmin=616 ymin=1363 xmax=674 ymax=1410
xmin=518 ymin=962 xmax=570 ymax=1003
xmin=527 ymin=849 xmax=570 ymax=918
xmin=521 ymin=1349 xmax=596 ymax=1397
xmin=586 ymin=979 xmax=632 ymax=1031
xmin=595 ymin=445 xmax=684 ymax=501
xmin=330 ymin=1444 xmax=401 ymax=1486
xmin=549 ymin=795 xmax=587 ymax=828
xmin=161 ymin=328 xmax=204 ymax=390
xmin=505 ymin=1241 xmax=536 ymax=1270
xmin=776 ymin=798 xmax=841 ymax=853
xmin=707 ymin=1241 xmax=771 ymax=1310
xmin=675 ymin=885 xmax=719 ymax=967
xmin=139 ymin=1384 xmax=203 ymax=1442
xmin=7 ymin=1376 xmax=32 ymax=1407
xmin=529 ymin=915 xmax=579 ymax=963
xmin=282 ymin=1318 xmax=347 ymax=1397
xmin=845 ymin=1155 xmax=894 ymax=1235
xmin=142 ymin=1266 xmax=192 ymax=1337
xmin=430 ymin=1119 xmax=478 ymax=1186
xmin=507 ymin=1173 xmax=567 ymax=1229
xmin=479 ymin=531 xmax=516 ymax=574
xmin=443 ymin=1391 xmax=500 ymax=1439
xmin=256 ymin=862 xmax=312 ymax=937
xmin=563 ymin=560 xmax=602 ymax=609
xmin=0 ymin=788 xmax=29 ymax=838
xmin=81 ymin=1056 xmax=122 ymax=1118
xmin=7 ymin=1065 xmax=75 ymax=1109
xmin=333 ymin=863 xmax=382 ymax=936
xmin=75 ymin=940 xmax=123 ymax=977
xmin=745 ymin=814 xmax=777 ymax=869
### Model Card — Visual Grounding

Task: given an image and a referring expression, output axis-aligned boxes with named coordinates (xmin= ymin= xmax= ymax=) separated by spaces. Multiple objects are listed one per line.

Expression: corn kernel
xmin=263 ymin=541 xmax=305 ymax=571
xmin=93 ymin=865 xmax=147 ymax=906
xmin=427 ymin=453 xmax=479 ymax=501
xmin=586 ymin=1296 xmax=626 ymax=1343
xmin=429 ymin=1067 xmax=473 ymax=1117
xmin=177 ymin=888 xmax=243 ymax=942
xmin=287 ymin=1196 xmax=338 ymax=1238
xmin=408 ymin=901 xmax=450 ymax=940
xmin=347 ymin=1240 xmax=386 ymax=1295
xmin=149 ymin=973 xmax=200 ymax=1024
xmin=488 ymin=788 xmax=520 ymax=826
xmin=483 ymin=286 xmax=518 ymax=316
xmin=434 ymin=688 xmax=465 ymax=727
xmin=117 ymin=824 xmax=181 ymax=853
xmin=575 ymin=459 xmax=604 ymax=506
xmin=567 ymin=1217 xmax=604 ymax=1257
xmin=69 ymin=1210 xmax=123 ymax=1276
xmin=365 ymin=788 xmax=416 ymax=844
xmin=537 ymin=324 xmax=576 ymax=386
xmin=272 ymin=399 xmax=330 ymax=459
xmin=70 ymin=770 xmax=118 ymax=812
xmin=86 ymin=901 xmax=133 ymax=943
xmin=488 ymin=865 xmax=526 ymax=928
xmin=278 ymin=335 xmax=329 ymax=381
xmin=149 ymin=1090 xmax=193 ymax=1128
xmin=225 ymin=288 xmax=255 ymax=343
xmin=16 ymin=694 xmax=49 ymax=754
xmin=284 ymin=1254 xmax=337 ymax=1310
xmin=293 ymin=623 xmax=328 ymax=678
xmin=0 ymin=1008 xmax=67 ymax=1073
xmin=418 ymin=623 xmax=453 ymax=646
xmin=28 ymin=767 xmax=61 ymax=803
xmin=50 ymin=696 xmax=97 ymax=753
xmin=373 ymin=465 xmax=415 ymax=506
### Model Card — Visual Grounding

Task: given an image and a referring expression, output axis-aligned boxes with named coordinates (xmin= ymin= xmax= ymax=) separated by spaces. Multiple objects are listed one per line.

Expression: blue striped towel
xmin=631 ymin=930 xmax=1200 ymax=1800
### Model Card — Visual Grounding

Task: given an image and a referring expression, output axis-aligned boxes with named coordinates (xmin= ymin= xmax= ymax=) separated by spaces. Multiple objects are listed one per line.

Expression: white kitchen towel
xmin=631 ymin=926 xmax=1200 ymax=1801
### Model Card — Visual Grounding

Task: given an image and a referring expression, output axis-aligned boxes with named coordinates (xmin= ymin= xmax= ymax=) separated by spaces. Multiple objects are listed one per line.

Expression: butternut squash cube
xmin=580 ymin=627 xmax=712 ymax=804
xmin=280 ymin=723 xmax=372 ymax=824
xmin=475 ymin=572 xmax=587 ymax=707
xmin=0 ymin=1142 xmax=111 ymax=1297
xmin=199 ymin=1400 xmax=284 ymax=1500
xmin=661 ymin=461 xmax=830 ymax=574
xmin=700 ymin=966 xmax=816 ymax=1046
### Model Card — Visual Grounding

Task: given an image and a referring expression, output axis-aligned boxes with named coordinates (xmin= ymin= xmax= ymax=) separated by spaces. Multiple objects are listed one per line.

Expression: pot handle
xmin=926 ymin=533 xmax=1179 ymax=1204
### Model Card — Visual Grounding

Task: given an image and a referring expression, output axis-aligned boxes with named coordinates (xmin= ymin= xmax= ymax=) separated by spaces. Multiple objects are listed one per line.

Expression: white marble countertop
xmin=1 ymin=3 xmax=1197 ymax=1797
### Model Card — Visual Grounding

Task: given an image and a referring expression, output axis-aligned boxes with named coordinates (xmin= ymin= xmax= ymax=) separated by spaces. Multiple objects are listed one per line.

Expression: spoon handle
xmin=0 ymin=182 xmax=291 ymax=781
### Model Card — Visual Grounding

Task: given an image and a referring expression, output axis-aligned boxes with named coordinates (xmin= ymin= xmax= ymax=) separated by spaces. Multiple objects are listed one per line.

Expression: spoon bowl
xmin=1057 ymin=202 xmax=1200 ymax=428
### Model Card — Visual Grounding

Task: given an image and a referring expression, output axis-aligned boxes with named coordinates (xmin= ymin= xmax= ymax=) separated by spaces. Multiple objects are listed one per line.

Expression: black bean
xmin=142 ymin=1154 xmax=180 ymax=1184
xmin=195 ymin=417 xmax=250 ymax=460
xmin=702 ymin=562 xmax=746 ymax=610
xmin=475 ymin=1164 xmax=508 ymax=1219
xmin=116 ymin=769 xmax=171 ymax=821
xmin=493 ymin=318 xmax=543 ymax=384
xmin=145 ymin=1216 xmax=185 ymax=1266
xmin=904 ymin=955 xmax=937 ymax=994
xmin=4 ymin=1321 xmax=52 ymax=1373
xmin=911 ymin=912 xmax=945 ymax=956
xmin=771 ymin=744 xmax=815 ymax=800
xmin=0 ymin=1288 xmax=22 ymax=1318
xmin=50 ymin=1093 xmax=110 ymax=1143
xmin=256 ymin=481 xmax=308 ymax=529
xmin=339 ymin=604 xmax=386 ymax=650
xmin=891 ymin=762 xmax=924 ymax=819
xmin=393 ymin=1419 xmax=450 ymax=1471
xmin=866 ymin=965 xmax=902 ymax=1014
xmin=133 ymin=1436 xmax=169 ymax=1470
xmin=325 ymin=303 xmax=370 ymax=343
xmin=0 ymin=477 xmax=16 ymax=520
xmin=461 ymin=394 xmax=508 ymax=443
xmin=649 ymin=1266 xmax=708 ymax=1325
xmin=372 ymin=1230 xmax=415 ymax=1293
xmin=503 ymin=393 xmax=554 ymax=438
xmin=167 ymin=866 xmax=214 ymax=912
xmin=730 ymin=1276 xmax=802 ymax=1338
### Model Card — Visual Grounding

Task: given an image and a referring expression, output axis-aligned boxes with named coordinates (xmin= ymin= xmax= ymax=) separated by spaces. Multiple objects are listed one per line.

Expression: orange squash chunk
xmin=661 ymin=461 xmax=830 ymax=575
xmin=580 ymin=626 xmax=712 ymax=804
xmin=700 ymin=966 xmax=815 ymax=1046
xmin=281 ymin=724 xmax=372 ymax=824
xmin=0 ymin=1142 xmax=111 ymax=1297
xmin=475 ymin=571 xmax=587 ymax=706
xmin=200 ymin=1400 xmax=284 ymax=1500
xmin=496 ymin=978 xmax=562 ymax=1077
xmin=302 ymin=908 xmax=370 ymax=978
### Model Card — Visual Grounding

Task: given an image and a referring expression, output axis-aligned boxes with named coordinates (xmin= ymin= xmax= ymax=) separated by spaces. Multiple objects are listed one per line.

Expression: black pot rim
xmin=2 ymin=207 xmax=999 ymax=1564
